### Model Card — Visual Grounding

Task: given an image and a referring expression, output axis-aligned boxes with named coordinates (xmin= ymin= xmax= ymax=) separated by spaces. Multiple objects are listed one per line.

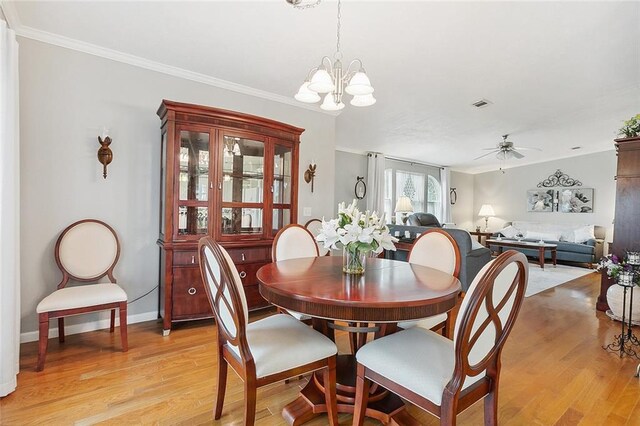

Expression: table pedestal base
xmin=282 ymin=354 xmax=417 ymax=425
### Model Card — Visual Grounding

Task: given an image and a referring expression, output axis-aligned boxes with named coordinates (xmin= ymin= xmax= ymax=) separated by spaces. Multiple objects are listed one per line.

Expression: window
xmin=383 ymin=166 xmax=443 ymax=224
xmin=427 ymin=175 xmax=442 ymax=218
xmin=395 ymin=171 xmax=425 ymax=224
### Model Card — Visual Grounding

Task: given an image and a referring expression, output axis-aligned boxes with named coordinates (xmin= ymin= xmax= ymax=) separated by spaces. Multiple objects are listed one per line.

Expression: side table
xmin=469 ymin=231 xmax=493 ymax=244
xmin=603 ymin=279 xmax=640 ymax=359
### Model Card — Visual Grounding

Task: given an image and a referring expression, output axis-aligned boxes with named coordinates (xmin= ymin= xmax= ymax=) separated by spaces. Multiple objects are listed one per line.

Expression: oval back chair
xmin=198 ymin=237 xmax=338 ymax=425
xmin=36 ymin=219 xmax=128 ymax=371
xmin=353 ymin=250 xmax=528 ymax=426
xmin=272 ymin=224 xmax=319 ymax=262
xmin=304 ymin=219 xmax=330 ymax=256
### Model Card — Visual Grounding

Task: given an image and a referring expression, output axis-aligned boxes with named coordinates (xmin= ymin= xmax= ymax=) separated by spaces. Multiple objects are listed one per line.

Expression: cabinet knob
xmin=241 ymin=253 xmax=246 ymax=261
xmin=239 ymin=271 xmax=247 ymax=279
xmin=187 ymin=287 xmax=197 ymax=295
xmin=191 ymin=255 xmax=195 ymax=264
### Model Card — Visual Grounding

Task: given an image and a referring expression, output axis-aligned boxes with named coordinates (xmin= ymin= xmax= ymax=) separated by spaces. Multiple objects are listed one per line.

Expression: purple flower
xmin=611 ymin=254 xmax=619 ymax=264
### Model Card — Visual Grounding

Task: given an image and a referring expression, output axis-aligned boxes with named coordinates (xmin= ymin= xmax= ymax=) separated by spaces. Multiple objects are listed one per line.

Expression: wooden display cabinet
xmin=157 ymin=100 xmax=302 ymax=335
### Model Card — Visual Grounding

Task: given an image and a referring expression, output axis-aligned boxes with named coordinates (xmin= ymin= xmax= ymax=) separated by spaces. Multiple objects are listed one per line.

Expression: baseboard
xmin=20 ymin=311 xmax=158 ymax=343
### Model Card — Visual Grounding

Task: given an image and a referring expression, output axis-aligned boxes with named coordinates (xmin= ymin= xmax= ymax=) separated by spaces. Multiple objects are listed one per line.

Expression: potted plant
xmin=618 ymin=113 xmax=640 ymax=138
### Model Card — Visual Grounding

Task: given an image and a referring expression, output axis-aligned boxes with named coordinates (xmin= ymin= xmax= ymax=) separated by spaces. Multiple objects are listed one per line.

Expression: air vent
xmin=471 ymin=99 xmax=492 ymax=108
xmin=571 ymin=146 xmax=582 ymax=150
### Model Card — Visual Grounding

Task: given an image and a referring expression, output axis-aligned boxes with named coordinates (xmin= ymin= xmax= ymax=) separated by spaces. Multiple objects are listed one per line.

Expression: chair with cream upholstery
xmin=272 ymin=224 xmax=320 ymax=322
xmin=198 ymin=237 xmax=338 ymax=425
xmin=304 ymin=218 xmax=330 ymax=256
xmin=397 ymin=228 xmax=461 ymax=337
xmin=353 ymin=250 xmax=528 ymax=426
xmin=36 ymin=219 xmax=128 ymax=371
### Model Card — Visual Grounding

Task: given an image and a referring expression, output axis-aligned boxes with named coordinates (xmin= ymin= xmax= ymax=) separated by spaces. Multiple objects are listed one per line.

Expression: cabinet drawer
xmin=236 ymin=262 xmax=268 ymax=287
xmin=171 ymin=267 xmax=213 ymax=320
xmin=245 ymin=285 xmax=270 ymax=311
xmin=173 ymin=250 xmax=198 ymax=266
xmin=226 ymin=247 xmax=271 ymax=264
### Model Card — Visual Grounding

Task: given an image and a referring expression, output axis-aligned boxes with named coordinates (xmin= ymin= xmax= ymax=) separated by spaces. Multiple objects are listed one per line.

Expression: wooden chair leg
xmin=57 ymin=317 xmax=65 ymax=343
xmin=110 ymin=309 xmax=116 ymax=332
xmin=484 ymin=388 xmax=498 ymax=426
xmin=214 ymin=346 xmax=228 ymax=420
xmin=119 ymin=302 xmax=128 ymax=352
xmin=440 ymin=394 xmax=457 ymax=426
xmin=349 ymin=322 xmax=358 ymax=354
xmin=37 ymin=313 xmax=49 ymax=372
xmin=353 ymin=363 xmax=371 ymax=426
xmin=243 ymin=379 xmax=257 ymax=426
xmin=442 ymin=313 xmax=452 ymax=339
xmin=324 ymin=357 xmax=339 ymax=426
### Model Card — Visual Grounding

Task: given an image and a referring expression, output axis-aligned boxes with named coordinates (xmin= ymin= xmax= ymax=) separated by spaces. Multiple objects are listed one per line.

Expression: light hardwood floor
xmin=2 ymin=271 xmax=639 ymax=425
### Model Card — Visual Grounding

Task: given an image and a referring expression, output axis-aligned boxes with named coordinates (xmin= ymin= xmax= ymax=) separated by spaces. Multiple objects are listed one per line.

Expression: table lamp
xmin=395 ymin=196 xmax=413 ymax=224
xmin=478 ymin=204 xmax=495 ymax=232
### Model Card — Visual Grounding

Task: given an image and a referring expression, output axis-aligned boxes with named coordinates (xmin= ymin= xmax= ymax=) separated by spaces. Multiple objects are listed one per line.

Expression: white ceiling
xmin=5 ymin=0 xmax=640 ymax=173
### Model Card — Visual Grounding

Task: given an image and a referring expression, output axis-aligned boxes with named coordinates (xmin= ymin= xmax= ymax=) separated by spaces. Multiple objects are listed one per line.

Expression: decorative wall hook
xmin=304 ymin=162 xmax=316 ymax=192
xmin=97 ymin=136 xmax=113 ymax=179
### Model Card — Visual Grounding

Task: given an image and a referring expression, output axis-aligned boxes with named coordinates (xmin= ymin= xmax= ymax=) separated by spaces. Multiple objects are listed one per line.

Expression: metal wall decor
xmin=354 ymin=176 xmax=366 ymax=199
xmin=537 ymin=169 xmax=582 ymax=188
xmin=97 ymin=136 xmax=113 ymax=179
xmin=450 ymin=187 xmax=457 ymax=205
xmin=304 ymin=162 xmax=317 ymax=192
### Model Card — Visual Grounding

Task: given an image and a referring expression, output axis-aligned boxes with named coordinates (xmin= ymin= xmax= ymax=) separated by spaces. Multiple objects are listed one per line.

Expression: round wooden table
xmin=257 ymin=256 xmax=461 ymax=425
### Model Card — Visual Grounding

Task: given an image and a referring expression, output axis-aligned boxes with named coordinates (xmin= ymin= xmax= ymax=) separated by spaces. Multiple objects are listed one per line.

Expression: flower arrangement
xmin=317 ymin=200 xmax=398 ymax=274
xmin=618 ymin=113 xmax=640 ymax=138
xmin=597 ymin=254 xmax=638 ymax=285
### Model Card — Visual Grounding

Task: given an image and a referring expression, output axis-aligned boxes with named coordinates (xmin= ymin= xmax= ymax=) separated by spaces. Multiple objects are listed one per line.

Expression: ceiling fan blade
xmin=510 ymin=150 xmax=524 ymax=159
xmin=515 ymin=146 xmax=542 ymax=151
xmin=482 ymin=147 xmax=498 ymax=150
xmin=473 ymin=150 xmax=499 ymax=160
xmin=496 ymin=151 xmax=506 ymax=160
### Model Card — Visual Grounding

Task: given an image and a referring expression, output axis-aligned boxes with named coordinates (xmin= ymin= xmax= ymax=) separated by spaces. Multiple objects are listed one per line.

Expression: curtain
xmin=440 ymin=167 xmax=452 ymax=224
xmin=366 ymin=152 xmax=385 ymax=218
xmin=0 ymin=20 xmax=20 ymax=397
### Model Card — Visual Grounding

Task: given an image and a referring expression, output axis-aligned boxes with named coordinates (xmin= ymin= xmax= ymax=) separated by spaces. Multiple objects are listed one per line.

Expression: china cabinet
xmin=157 ymin=100 xmax=302 ymax=334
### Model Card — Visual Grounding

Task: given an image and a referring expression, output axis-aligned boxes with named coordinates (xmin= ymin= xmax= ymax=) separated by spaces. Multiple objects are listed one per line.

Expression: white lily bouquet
xmin=317 ymin=200 xmax=398 ymax=274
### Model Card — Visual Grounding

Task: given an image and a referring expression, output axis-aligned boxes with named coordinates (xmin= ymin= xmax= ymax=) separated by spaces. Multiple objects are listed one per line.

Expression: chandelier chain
xmin=335 ymin=0 xmax=342 ymax=58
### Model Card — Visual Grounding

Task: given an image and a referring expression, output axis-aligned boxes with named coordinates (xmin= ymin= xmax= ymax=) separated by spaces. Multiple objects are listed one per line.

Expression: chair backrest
xmin=198 ymin=237 xmax=249 ymax=351
xmin=272 ymin=224 xmax=319 ymax=261
xmin=304 ymin=219 xmax=330 ymax=256
xmin=408 ymin=229 xmax=461 ymax=278
xmin=448 ymin=250 xmax=528 ymax=393
xmin=55 ymin=219 xmax=120 ymax=288
xmin=407 ymin=213 xmax=441 ymax=227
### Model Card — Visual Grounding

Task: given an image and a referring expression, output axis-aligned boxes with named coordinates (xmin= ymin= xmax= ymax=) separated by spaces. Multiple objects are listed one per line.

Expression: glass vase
xmin=343 ymin=247 xmax=367 ymax=275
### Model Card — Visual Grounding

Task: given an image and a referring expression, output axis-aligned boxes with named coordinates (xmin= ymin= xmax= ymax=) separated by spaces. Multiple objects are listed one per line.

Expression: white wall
xmin=472 ymin=150 xmax=616 ymax=231
xmin=450 ymin=171 xmax=474 ymax=231
xmin=334 ymin=150 xmax=368 ymax=212
xmin=19 ymin=38 xmax=336 ymax=337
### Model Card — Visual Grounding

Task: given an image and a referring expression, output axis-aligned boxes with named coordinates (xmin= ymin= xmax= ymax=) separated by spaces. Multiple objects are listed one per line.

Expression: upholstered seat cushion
xmin=356 ymin=327 xmax=483 ymax=405
xmin=228 ymin=314 xmax=336 ymax=378
xmin=286 ymin=310 xmax=312 ymax=321
xmin=36 ymin=283 xmax=127 ymax=313
xmin=397 ymin=313 xmax=448 ymax=331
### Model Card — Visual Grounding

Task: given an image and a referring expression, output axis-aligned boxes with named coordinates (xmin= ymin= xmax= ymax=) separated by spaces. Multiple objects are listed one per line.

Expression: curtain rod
xmin=384 ymin=155 xmax=445 ymax=170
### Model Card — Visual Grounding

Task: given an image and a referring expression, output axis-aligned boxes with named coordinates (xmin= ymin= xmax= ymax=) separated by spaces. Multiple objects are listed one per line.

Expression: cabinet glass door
xmin=177 ymin=129 xmax=209 ymax=236
xmin=220 ymin=135 xmax=265 ymax=236
xmin=272 ymin=143 xmax=293 ymax=233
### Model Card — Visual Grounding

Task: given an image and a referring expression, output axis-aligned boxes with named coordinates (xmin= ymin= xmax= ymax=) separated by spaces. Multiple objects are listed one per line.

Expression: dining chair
xmin=35 ymin=219 xmax=128 ymax=371
xmin=398 ymin=228 xmax=461 ymax=337
xmin=304 ymin=218 xmax=330 ymax=256
xmin=353 ymin=250 xmax=528 ymax=426
xmin=272 ymin=224 xmax=319 ymax=323
xmin=198 ymin=237 xmax=338 ymax=425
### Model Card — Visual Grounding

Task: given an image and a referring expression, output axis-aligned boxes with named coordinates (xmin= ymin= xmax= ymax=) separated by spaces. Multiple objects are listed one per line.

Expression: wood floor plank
xmin=2 ymin=272 xmax=640 ymax=425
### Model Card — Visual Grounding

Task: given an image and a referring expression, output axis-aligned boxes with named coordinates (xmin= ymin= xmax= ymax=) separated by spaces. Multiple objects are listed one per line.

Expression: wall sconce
xmin=450 ymin=187 xmax=457 ymax=205
xmin=304 ymin=161 xmax=316 ymax=192
xmin=97 ymin=135 xmax=113 ymax=179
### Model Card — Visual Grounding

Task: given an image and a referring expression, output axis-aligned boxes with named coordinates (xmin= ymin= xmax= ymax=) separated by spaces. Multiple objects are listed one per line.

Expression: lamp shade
xmin=308 ymin=68 xmax=335 ymax=94
xmin=294 ymin=82 xmax=321 ymax=103
xmin=345 ymin=71 xmax=374 ymax=95
xmin=350 ymin=94 xmax=377 ymax=107
xmin=320 ymin=94 xmax=345 ymax=111
xmin=395 ymin=196 xmax=413 ymax=213
xmin=478 ymin=204 xmax=495 ymax=217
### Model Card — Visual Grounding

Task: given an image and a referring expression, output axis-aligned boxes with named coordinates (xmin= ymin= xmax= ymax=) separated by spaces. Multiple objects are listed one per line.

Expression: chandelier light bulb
xmin=308 ymin=68 xmax=335 ymax=94
xmin=345 ymin=71 xmax=374 ymax=96
xmin=294 ymin=82 xmax=321 ymax=103
xmin=320 ymin=93 xmax=345 ymax=111
xmin=350 ymin=93 xmax=377 ymax=107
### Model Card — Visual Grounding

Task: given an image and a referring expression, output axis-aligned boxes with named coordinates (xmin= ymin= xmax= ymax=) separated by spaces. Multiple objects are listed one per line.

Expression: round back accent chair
xmin=304 ymin=218 xmax=330 ymax=256
xmin=198 ymin=237 xmax=338 ymax=426
xmin=353 ymin=250 xmax=528 ymax=426
xmin=36 ymin=219 xmax=128 ymax=371
xmin=398 ymin=229 xmax=462 ymax=337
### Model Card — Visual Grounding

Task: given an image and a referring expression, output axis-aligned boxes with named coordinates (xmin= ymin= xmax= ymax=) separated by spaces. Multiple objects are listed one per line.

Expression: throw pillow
xmin=525 ymin=230 xmax=560 ymax=242
xmin=573 ymin=225 xmax=595 ymax=243
xmin=498 ymin=225 xmax=518 ymax=239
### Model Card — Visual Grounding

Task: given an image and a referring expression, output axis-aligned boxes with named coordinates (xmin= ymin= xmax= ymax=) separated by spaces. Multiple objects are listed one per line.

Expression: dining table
xmin=256 ymin=255 xmax=461 ymax=425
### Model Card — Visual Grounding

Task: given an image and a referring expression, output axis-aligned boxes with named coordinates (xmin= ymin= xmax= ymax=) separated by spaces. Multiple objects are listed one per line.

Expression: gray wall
xmin=472 ymin=150 xmax=616 ymax=231
xmin=334 ymin=150 xmax=368 ymax=211
xmin=19 ymin=38 xmax=336 ymax=337
xmin=450 ymin=171 xmax=475 ymax=231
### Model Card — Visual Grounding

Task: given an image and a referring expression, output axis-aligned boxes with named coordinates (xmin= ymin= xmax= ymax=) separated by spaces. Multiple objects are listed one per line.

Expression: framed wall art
xmin=558 ymin=188 xmax=594 ymax=213
xmin=527 ymin=189 xmax=556 ymax=212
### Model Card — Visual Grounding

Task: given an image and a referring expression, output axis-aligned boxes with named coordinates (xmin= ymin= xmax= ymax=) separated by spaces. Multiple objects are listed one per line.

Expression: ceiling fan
xmin=474 ymin=135 xmax=541 ymax=161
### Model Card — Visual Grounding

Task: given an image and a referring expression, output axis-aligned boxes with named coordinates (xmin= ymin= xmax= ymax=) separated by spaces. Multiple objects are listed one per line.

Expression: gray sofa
xmin=490 ymin=222 xmax=605 ymax=266
xmin=386 ymin=224 xmax=492 ymax=292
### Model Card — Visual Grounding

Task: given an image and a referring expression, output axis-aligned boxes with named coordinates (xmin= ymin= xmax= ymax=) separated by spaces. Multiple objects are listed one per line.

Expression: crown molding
xmin=0 ymin=1 xmax=21 ymax=29
xmin=12 ymin=23 xmax=341 ymax=117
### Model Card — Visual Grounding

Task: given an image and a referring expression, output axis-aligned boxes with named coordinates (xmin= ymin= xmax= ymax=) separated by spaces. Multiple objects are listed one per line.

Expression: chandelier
xmin=292 ymin=0 xmax=376 ymax=111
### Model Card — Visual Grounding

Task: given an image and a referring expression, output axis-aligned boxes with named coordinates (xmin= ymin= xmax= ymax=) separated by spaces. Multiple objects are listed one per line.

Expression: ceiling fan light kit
xmin=474 ymin=134 xmax=541 ymax=162
xmin=291 ymin=0 xmax=376 ymax=111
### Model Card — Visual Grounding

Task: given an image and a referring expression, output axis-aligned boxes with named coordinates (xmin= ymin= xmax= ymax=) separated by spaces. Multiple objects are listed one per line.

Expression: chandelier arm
xmin=304 ymin=66 xmax=319 ymax=81
xmin=343 ymin=59 xmax=365 ymax=81
xmin=320 ymin=56 xmax=334 ymax=74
